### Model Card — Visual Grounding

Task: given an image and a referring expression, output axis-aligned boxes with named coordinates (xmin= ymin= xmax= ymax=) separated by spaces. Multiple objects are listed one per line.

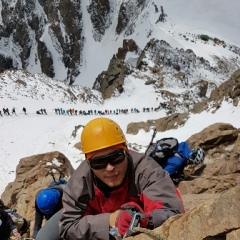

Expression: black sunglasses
xmin=88 ymin=150 xmax=126 ymax=170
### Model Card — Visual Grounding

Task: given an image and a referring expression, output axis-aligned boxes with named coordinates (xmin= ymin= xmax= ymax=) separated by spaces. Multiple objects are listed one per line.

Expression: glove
xmin=115 ymin=202 xmax=150 ymax=236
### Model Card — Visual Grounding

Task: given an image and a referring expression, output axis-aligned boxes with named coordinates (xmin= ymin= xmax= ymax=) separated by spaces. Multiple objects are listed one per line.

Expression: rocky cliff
xmin=0 ymin=0 xmax=154 ymax=84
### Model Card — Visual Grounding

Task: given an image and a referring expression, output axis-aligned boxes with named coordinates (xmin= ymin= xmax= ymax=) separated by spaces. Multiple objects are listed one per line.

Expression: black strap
xmin=147 ymin=217 xmax=154 ymax=230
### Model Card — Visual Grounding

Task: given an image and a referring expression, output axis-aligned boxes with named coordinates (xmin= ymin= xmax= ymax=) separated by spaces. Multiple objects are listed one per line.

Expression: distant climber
xmin=22 ymin=107 xmax=27 ymax=115
xmin=12 ymin=107 xmax=16 ymax=115
xmin=3 ymin=108 xmax=10 ymax=115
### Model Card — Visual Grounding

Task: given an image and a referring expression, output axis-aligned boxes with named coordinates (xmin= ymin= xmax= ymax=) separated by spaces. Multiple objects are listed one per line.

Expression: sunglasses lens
xmin=89 ymin=150 xmax=126 ymax=170
xmin=89 ymin=158 xmax=107 ymax=170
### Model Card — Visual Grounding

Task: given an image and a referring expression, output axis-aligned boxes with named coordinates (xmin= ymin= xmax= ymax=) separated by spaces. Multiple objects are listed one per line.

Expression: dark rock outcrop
xmin=93 ymin=39 xmax=139 ymax=99
xmin=210 ymin=68 xmax=240 ymax=106
xmin=0 ymin=1 xmax=83 ymax=84
xmin=88 ymin=0 xmax=111 ymax=41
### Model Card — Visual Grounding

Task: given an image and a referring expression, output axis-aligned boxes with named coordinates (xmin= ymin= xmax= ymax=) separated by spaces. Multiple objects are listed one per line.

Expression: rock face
xmin=0 ymin=1 xmax=83 ymax=84
xmin=93 ymin=56 xmax=129 ymax=99
xmin=2 ymin=122 xmax=240 ymax=239
xmin=126 ymin=113 xmax=189 ymax=134
xmin=1 ymin=0 xmax=145 ymax=84
xmin=1 ymin=151 xmax=74 ymax=235
xmin=93 ymin=39 xmax=138 ymax=99
xmin=1 ymin=1 xmax=239 ymax=88
xmin=210 ymin=68 xmax=240 ymax=106
xmin=179 ymin=123 xmax=240 ymax=195
xmin=127 ymin=186 xmax=240 ymax=240
xmin=158 ymin=185 xmax=240 ymax=240
xmin=94 ymin=37 xmax=240 ymax=101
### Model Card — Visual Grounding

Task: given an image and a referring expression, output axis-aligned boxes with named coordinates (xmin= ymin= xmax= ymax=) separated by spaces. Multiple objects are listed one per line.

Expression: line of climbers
xmin=0 ymin=117 xmax=205 ymax=240
xmin=0 ymin=102 xmax=172 ymax=118
xmin=55 ymin=108 xmax=130 ymax=115
xmin=0 ymin=107 xmax=27 ymax=117
xmin=53 ymin=105 xmax=172 ymax=116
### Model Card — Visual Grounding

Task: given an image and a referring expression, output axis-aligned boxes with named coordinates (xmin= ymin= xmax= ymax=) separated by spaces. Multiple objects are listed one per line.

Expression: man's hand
xmin=12 ymin=229 xmax=21 ymax=239
xmin=109 ymin=209 xmax=120 ymax=228
xmin=115 ymin=208 xmax=135 ymax=236
xmin=115 ymin=202 xmax=150 ymax=237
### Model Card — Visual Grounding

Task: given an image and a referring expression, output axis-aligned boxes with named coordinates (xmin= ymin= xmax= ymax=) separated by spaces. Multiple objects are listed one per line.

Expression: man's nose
xmin=105 ymin=163 xmax=115 ymax=171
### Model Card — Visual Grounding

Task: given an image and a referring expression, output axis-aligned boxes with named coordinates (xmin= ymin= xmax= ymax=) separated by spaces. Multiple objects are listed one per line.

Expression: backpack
xmin=146 ymin=137 xmax=180 ymax=164
xmin=48 ymin=170 xmax=67 ymax=188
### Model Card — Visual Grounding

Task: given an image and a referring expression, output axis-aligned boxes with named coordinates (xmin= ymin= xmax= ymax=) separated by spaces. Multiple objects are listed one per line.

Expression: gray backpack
xmin=146 ymin=137 xmax=180 ymax=164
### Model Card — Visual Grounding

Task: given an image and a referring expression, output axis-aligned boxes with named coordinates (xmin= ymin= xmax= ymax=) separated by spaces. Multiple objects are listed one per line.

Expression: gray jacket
xmin=59 ymin=151 xmax=184 ymax=240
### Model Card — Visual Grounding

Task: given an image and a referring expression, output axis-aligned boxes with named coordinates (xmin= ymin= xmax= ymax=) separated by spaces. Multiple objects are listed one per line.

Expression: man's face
xmin=89 ymin=148 xmax=128 ymax=188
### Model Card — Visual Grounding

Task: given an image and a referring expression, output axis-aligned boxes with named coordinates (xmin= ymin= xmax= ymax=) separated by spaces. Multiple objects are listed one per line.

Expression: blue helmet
xmin=36 ymin=189 xmax=60 ymax=215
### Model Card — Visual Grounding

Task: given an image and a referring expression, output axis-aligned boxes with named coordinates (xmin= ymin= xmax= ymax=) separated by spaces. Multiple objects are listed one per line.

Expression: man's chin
xmin=105 ymin=179 xmax=123 ymax=188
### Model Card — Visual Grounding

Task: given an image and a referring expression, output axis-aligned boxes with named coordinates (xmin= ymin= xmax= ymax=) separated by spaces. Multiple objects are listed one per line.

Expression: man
xmin=59 ymin=117 xmax=184 ymax=240
xmin=32 ymin=186 xmax=63 ymax=239
xmin=0 ymin=199 xmax=30 ymax=237
xmin=22 ymin=107 xmax=26 ymax=115
xmin=146 ymin=136 xmax=205 ymax=184
xmin=156 ymin=143 xmax=205 ymax=184
xmin=12 ymin=107 xmax=16 ymax=115
xmin=0 ymin=209 xmax=21 ymax=240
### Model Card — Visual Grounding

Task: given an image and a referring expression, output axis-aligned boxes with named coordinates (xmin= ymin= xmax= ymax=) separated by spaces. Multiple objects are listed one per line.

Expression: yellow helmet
xmin=81 ymin=117 xmax=126 ymax=154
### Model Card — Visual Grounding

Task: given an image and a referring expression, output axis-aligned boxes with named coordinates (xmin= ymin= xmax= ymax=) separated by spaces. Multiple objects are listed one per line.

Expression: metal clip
xmin=123 ymin=212 xmax=142 ymax=238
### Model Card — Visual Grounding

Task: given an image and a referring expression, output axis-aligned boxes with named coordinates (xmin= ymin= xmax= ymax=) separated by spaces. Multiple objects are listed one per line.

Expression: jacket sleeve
xmin=59 ymin=164 xmax=111 ymax=240
xmin=32 ymin=204 xmax=44 ymax=238
xmin=163 ymin=155 xmax=183 ymax=175
xmin=136 ymin=154 xmax=184 ymax=227
xmin=178 ymin=141 xmax=192 ymax=160
xmin=7 ymin=214 xmax=18 ymax=233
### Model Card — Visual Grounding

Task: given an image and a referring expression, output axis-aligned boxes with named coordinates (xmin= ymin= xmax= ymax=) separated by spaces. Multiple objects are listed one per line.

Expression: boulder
xmin=1 ymin=151 xmax=74 ymax=236
xmin=126 ymin=113 xmax=189 ymax=134
xmin=177 ymin=123 xmax=240 ymax=195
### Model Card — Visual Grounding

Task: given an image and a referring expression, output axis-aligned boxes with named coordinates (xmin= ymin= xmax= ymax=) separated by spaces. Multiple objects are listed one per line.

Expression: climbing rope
xmin=132 ymin=226 xmax=168 ymax=240
xmin=112 ymin=227 xmax=168 ymax=240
